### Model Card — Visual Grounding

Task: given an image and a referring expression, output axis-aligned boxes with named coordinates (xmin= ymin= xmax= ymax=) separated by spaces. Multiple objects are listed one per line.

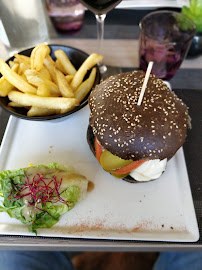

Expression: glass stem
xmin=95 ymin=14 xmax=106 ymax=55
xmin=95 ymin=14 xmax=107 ymax=74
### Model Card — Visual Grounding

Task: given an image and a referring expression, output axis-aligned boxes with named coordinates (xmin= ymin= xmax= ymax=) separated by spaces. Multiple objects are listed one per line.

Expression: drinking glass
xmin=139 ymin=11 xmax=196 ymax=81
xmin=79 ymin=0 xmax=122 ymax=73
xmin=45 ymin=0 xmax=85 ymax=32
xmin=0 ymin=0 xmax=49 ymax=56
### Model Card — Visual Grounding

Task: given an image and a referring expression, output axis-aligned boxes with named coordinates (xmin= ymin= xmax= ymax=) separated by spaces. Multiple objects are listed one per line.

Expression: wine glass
xmin=79 ymin=0 xmax=122 ymax=74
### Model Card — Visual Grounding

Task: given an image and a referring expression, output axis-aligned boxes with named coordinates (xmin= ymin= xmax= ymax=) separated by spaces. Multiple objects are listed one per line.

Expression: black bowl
xmin=0 ymin=44 xmax=101 ymax=121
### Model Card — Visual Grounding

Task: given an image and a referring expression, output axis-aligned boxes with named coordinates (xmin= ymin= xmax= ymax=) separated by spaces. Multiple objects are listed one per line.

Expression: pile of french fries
xmin=0 ymin=44 xmax=103 ymax=117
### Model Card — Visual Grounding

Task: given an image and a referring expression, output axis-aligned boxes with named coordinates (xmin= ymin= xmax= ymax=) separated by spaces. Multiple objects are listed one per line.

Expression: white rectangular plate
xmin=0 ymin=106 xmax=199 ymax=242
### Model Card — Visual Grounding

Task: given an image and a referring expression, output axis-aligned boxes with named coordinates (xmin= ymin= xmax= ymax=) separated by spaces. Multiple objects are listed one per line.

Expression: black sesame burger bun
xmin=89 ymin=70 xmax=188 ymax=161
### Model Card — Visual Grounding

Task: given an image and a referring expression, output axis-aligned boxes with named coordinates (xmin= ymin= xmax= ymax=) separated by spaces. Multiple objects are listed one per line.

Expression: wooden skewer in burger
xmin=87 ymin=62 xmax=188 ymax=183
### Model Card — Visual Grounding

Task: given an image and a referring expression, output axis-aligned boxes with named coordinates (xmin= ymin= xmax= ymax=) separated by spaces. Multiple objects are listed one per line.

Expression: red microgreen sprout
xmin=8 ymin=174 xmax=70 ymax=217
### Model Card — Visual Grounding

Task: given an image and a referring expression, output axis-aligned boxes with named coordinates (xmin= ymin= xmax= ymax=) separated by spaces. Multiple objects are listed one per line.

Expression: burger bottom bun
xmin=87 ymin=125 xmax=149 ymax=184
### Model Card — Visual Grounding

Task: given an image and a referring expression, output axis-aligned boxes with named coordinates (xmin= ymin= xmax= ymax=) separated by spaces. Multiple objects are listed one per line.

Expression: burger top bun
xmin=89 ymin=70 xmax=188 ymax=161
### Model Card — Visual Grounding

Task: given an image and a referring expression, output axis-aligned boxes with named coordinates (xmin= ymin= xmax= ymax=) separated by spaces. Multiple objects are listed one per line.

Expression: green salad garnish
xmin=0 ymin=163 xmax=88 ymax=235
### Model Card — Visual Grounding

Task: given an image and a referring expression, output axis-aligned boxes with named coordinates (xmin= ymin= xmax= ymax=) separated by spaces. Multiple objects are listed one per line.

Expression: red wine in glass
xmin=79 ymin=0 xmax=121 ymax=14
xmin=79 ymin=0 xmax=122 ymax=73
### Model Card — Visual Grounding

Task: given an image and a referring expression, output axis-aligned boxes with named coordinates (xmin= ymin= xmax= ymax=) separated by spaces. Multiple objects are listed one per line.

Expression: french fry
xmin=0 ymin=64 xmax=19 ymax=97
xmin=8 ymin=101 xmax=31 ymax=111
xmin=8 ymin=90 xmax=79 ymax=111
xmin=39 ymin=66 xmax=52 ymax=81
xmin=14 ymin=54 xmax=31 ymax=67
xmin=11 ymin=64 xmax=19 ymax=72
xmin=43 ymin=55 xmax=57 ymax=83
xmin=70 ymin=53 xmax=102 ymax=91
xmin=60 ymin=107 xmax=76 ymax=114
xmin=37 ymin=83 xmax=51 ymax=97
xmin=75 ymin=67 xmax=96 ymax=103
xmin=18 ymin=63 xmax=29 ymax=75
xmin=25 ymin=72 xmax=43 ymax=86
xmin=8 ymin=101 xmax=25 ymax=107
xmin=0 ymin=44 xmax=102 ymax=117
xmin=65 ymin=75 xmax=74 ymax=84
xmin=27 ymin=106 xmax=57 ymax=117
xmin=25 ymin=69 xmax=60 ymax=96
xmin=17 ymin=64 xmax=29 ymax=82
xmin=20 ymin=73 xmax=28 ymax=81
xmin=0 ymin=60 xmax=36 ymax=94
xmin=31 ymin=44 xmax=51 ymax=71
xmin=19 ymin=55 xmax=31 ymax=65
xmin=55 ymin=50 xmax=77 ymax=75
xmin=55 ymin=59 xmax=67 ymax=74
xmin=9 ymin=61 xmax=16 ymax=68
xmin=13 ymin=58 xmax=20 ymax=64
xmin=20 ymin=54 xmax=31 ymax=65
xmin=55 ymin=68 xmax=74 ymax=98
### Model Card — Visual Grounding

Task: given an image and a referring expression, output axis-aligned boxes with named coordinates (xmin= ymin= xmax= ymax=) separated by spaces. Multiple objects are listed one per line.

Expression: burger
xmin=87 ymin=70 xmax=188 ymax=183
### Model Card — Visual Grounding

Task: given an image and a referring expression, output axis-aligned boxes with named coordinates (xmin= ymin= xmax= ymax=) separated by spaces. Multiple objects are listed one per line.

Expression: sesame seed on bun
xmin=88 ymin=70 xmax=188 ymax=161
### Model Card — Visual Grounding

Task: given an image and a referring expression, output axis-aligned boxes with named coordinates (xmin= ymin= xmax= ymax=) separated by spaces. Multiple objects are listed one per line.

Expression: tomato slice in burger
xmin=95 ymin=137 xmax=103 ymax=163
xmin=112 ymin=159 xmax=149 ymax=175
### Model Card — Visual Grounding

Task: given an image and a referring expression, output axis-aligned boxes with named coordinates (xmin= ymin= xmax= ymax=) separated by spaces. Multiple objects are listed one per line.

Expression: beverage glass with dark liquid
xmin=79 ymin=0 xmax=122 ymax=73
xmin=139 ymin=11 xmax=196 ymax=81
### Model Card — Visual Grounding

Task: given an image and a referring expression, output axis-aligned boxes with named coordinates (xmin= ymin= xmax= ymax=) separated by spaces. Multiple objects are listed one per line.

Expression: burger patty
xmin=89 ymin=70 xmax=188 ymax=161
